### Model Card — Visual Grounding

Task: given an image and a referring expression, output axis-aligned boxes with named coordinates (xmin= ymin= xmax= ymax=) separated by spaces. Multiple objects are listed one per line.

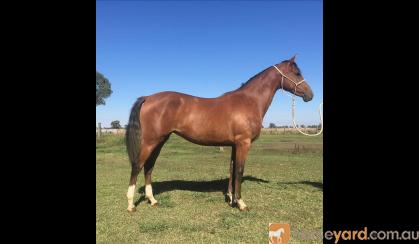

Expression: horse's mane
xmin=223 ymin=59 xmax=301 ymax=96
xmin=222 ymin=67 xmax=271 ymax=95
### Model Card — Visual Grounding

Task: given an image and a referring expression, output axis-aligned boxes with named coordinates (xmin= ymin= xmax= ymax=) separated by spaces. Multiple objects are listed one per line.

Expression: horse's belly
xmin=174 ymin=131 xmax=234 ymax=146
xmin=173 ymin=123 xmax=234 ymax=146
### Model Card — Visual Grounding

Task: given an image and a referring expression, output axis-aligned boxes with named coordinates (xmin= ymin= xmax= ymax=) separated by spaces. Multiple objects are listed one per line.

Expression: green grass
xmin=96 ymin=133 xmax=323 ymax=243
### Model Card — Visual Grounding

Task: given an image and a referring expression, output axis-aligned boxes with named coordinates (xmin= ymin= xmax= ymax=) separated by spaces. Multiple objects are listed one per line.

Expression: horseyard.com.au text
xmin=324 ymin=227 xmax=419 ymax=243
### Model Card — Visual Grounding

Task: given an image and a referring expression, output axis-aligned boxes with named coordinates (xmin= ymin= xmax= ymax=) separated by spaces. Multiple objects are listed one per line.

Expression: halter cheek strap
xmin=272 ymin=65 xmax=306 ymax=95
xmin=272 ymin=64 xmax=323 ymax=136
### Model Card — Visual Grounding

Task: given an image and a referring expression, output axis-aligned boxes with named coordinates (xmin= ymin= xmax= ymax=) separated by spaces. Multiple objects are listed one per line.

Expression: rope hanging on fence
xmin=273 ymin=65 xmax=323 ymax=136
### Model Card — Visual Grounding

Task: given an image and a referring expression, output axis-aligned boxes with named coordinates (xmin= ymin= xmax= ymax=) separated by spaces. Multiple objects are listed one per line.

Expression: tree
xmin=269 ymin=123 xmax=276 ymax=128
xmin=96 ymin=71 xmax=112 ymax=106
xmin=111 ymin=120 xmax=121 ymax=129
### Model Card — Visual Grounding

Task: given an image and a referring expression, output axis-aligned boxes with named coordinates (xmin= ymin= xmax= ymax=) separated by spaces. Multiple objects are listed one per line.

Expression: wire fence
xmin=96 ymin=127 xmax=321 ymax=137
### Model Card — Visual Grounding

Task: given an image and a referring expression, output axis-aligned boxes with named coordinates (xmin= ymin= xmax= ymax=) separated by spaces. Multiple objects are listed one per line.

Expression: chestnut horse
xmin=125 ymin=56 xmax=313 ymax=212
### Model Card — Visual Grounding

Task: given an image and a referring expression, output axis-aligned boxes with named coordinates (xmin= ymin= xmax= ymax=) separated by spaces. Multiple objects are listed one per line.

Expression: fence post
xmin=220 ymin=147 xmax=224 ymax=152
xmin=98 ymin=123 xmax=102 ymax=137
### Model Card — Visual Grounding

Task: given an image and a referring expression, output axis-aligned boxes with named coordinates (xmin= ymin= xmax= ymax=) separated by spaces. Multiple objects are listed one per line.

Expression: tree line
xmin=266 ymin=123 xmax=320 ymax=129
xmin=97 ymin=120 xmax=126 ymax=129
xmin=97 ymin=71 xmax=120 ymax=129
xmin=96 ymin=71 xmax=112 ymax=106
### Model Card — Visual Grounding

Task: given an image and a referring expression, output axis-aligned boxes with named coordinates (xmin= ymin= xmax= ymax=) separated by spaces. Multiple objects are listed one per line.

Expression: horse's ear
xmin=289 ymin=54 xmax=297 ymax=63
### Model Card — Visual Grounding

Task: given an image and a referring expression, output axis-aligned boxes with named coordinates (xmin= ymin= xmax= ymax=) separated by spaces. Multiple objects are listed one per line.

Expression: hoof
xmin=225 ymin=193 xmax=234 ymax=207
xmin=227 ymin=200 xmax=235 ymax=207
xmin=236 ymin=199 xmax=248 ymax=211
xmin=239 ymin=206 xmax=250 ymax=212
xmin=151 ymin=202 xmax=158 ymax=208
xmin=127 ymin=207 xmax=136 ymax=213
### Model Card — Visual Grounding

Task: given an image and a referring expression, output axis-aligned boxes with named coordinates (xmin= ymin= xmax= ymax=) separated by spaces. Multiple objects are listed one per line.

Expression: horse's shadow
xmin=135 ymin=175 xmax=269 ymax=206
xmin=134 ymin=177 xmax=322 ymax=206
xmin=279 ymin=180 xmax=323 ymax=190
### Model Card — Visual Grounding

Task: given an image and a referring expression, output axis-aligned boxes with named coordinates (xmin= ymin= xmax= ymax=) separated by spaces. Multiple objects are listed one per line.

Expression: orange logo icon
xmin=269 ymin=223 xmax=290 ymax=244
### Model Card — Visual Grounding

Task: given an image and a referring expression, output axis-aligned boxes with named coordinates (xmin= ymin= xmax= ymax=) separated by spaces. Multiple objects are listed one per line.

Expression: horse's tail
xmin=126 ymin=96 xmax=146 ymax=168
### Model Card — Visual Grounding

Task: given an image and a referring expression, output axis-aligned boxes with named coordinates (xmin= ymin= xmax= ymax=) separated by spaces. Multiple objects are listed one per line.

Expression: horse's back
xmin=139 ymin=91 xmax=261 ymax=145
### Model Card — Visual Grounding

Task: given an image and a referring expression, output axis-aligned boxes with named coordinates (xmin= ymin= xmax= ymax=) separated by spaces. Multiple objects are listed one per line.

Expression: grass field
xmin=96 ymin=133 xmax=323 ymax=243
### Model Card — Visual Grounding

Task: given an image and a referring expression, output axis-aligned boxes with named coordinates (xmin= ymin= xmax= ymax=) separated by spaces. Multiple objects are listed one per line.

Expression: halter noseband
xmin=272 ymin=64 xmax=306 ymax=95
xmin=272 ymin=64 xmax=323 ymax=137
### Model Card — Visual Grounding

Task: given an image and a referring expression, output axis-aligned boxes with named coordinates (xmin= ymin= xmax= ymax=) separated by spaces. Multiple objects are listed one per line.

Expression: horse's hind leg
xmin=127 ymin=141 xmax=160 ymax=212
xmin=144 ymin=138 xmax=168 ymax=207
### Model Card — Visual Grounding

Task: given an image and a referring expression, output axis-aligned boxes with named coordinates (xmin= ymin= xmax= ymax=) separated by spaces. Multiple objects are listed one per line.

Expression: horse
xmin=269 ymin=228 xmax=285 ymax=244
xmin=125 ymin=55 xmax=314 ymax=212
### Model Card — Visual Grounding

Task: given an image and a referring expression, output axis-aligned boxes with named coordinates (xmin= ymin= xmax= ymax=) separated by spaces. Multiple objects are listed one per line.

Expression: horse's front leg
xmin=226 ymin=146 xmax=236 ymax=206
xmin=234 ymin=139 xmax=251 ymax=211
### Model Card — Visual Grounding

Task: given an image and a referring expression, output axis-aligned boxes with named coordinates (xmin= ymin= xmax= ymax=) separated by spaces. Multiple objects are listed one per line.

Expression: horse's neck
xmin=238 ymin=68 xmax=279 ymax=118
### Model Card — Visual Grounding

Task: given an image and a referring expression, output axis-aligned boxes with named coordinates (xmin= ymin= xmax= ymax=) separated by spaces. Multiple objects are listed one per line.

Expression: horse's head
xmin=275 ymin=55 xmax=314 ymax=102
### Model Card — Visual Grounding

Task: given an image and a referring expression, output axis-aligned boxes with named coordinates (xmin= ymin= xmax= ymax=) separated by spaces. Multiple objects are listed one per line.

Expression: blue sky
xmin=96 ymin=0 xmax=322 ymax=128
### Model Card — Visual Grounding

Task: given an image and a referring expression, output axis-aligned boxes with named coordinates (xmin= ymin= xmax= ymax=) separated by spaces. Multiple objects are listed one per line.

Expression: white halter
xmin=272 ymin=65 xmax=323 ymax=136
xmin=272 ymin=64 xmax=306 ymax=95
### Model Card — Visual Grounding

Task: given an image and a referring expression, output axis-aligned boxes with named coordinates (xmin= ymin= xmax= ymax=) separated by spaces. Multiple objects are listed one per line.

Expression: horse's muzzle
xmin=303 ymin=92 xmax=313 ymax=102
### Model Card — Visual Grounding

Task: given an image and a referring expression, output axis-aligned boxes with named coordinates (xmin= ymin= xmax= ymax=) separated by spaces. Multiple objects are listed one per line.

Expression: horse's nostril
xmin=303 ymin=93 xmax=313 ymax=102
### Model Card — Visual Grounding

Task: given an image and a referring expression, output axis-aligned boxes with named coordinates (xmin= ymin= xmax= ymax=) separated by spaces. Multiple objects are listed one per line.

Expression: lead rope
xmin=273 ymin=65 xmax=323 ymax=136
xmin=292 ymin=97 xmax=323 ymax=136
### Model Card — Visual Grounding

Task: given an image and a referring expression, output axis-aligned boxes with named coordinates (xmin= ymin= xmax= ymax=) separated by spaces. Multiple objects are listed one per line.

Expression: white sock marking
xmin=145 ymin=184 xmax=157 ymax=205
xmin=227 ymin=192 xmax=233 ymax=204
xmin=237 ymin=199 xmax=247 ymax=210
xmin=127 ymin=185 xmax=136 ymax=210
